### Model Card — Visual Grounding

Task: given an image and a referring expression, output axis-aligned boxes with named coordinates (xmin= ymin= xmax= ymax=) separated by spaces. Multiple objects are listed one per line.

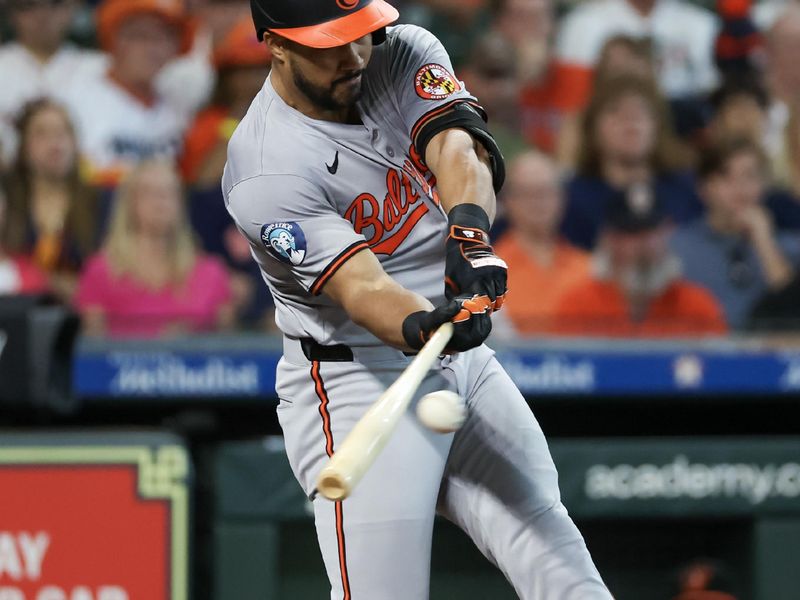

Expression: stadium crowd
xmin=1 ymin=0 xmax=800 ymax=344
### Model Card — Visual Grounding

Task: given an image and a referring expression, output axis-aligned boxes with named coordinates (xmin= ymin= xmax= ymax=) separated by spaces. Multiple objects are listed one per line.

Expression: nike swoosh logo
xmin=326 ymin=151 xmax=339 ymax=175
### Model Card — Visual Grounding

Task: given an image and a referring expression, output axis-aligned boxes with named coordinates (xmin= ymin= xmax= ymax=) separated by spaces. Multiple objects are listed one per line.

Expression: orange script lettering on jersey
xmin=345 ymin=167 xmax=429 ymax=256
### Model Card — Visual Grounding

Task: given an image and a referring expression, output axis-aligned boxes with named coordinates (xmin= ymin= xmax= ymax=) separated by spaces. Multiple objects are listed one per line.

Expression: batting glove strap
xmin=445 ymin=204 xmax=508 ymax=308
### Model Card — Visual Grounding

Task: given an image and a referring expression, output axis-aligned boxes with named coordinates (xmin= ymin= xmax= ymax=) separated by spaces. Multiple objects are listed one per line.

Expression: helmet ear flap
xmin=372 ymin=27 xmax=387 ymax=45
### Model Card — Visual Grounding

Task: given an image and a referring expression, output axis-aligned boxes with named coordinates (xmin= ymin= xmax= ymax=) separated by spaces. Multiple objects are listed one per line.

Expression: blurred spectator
xmin=0 ymin=0 xmax=106 ymax=166
xmin=561 ymin=75 xmax=701 ymax=250
xmin=62 ymin=0 xmax=197 ymax=186
xmin=715 ymin=0 xmax=764 ymax=77
xmin=181 ymin=16 xmax=269 ymax=188
xmin=670 ymin=137 xmax=799 ymax=330
xmin=555 ymin=0 xmax=720 ymax=102
xmin=182 ymin=16 xmax=274 ymax=331
xmin=411 ymin=0 xmax=489 ymax=68
xmin=459 ymin=32 xmax=528 ymax=161
xmin=763 ymin=4 xmax=800 ymax=196
xmin=0 ymin=178 xmax=48 ymax=295
xmin=76 ymin=159 xmax=233 ymax=338
xmin=494 ymin=151 xmax=590 ymax=334
xmin=553 ymin=185 xmax=726 ymax=337
xmin=558 ymin=34 xmax=658 ymax=166
xmin=707 ymin=73 xmax=770 ymax=146
xmin=1 ymin=99 xmax=98 ymax=301
xmin=491 ymin=0 xmax=593 ymax=154
xmin=671 ymin=559 xmax=740 ymax=600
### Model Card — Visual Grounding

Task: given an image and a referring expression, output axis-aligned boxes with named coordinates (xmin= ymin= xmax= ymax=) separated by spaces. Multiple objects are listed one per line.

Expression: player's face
xmin=286 ymin=35 xmax=373 ymax=111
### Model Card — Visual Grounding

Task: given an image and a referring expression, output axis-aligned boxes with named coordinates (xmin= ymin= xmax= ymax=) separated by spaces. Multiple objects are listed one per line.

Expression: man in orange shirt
xmin=494 ymin=150 xmax=590 ymax=334
xmin=552 ymin=184 xmax=727 ymax=337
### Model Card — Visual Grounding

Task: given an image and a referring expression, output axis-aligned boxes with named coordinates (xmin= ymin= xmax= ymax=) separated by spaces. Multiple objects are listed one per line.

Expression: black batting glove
xmin=402 ymin=294 xmax=493 ymax=353
xmin=445 ymin=204 xmax=508 ymax=310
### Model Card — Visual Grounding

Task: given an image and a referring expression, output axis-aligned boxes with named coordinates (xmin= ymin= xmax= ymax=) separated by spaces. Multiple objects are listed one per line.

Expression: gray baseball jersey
xmin=224 ymin=25 xmax=478 ymax=346
xmin=223 ymin=24 xmax=612 ymax=600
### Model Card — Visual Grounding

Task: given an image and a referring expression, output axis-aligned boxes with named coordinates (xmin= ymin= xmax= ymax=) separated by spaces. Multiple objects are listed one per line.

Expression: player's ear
xmin=264 ymin=31 xmax=289 ymax=64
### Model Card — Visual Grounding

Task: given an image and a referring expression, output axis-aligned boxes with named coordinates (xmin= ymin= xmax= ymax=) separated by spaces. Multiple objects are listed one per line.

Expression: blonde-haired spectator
xmin=76 ymin=160 xmax=234 ymax=338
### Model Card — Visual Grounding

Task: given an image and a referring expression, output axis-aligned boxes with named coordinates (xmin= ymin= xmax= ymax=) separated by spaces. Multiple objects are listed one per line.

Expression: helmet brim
xmin=268 ymin=0 xmax=399 ymax=49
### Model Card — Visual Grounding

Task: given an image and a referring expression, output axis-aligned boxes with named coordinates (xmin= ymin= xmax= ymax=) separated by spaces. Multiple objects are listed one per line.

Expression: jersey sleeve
xmin=387 ymin=25 xmax=481 ymax=148
xmin=225 ymin=174 xmax=369 ymax=296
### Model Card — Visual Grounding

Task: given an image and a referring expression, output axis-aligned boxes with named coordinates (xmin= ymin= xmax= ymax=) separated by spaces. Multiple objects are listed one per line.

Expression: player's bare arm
xmin=422 ymin=125 xmax=509 ymax=306
xmin=424 ymin=128 xmax=496 ymax=222
xmin=322 ymin=248 xmax=493 ymax=353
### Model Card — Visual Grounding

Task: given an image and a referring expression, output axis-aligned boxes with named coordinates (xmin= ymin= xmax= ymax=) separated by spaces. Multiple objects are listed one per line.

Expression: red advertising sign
xmin=0 ymin=444 xmax=189 ymax=600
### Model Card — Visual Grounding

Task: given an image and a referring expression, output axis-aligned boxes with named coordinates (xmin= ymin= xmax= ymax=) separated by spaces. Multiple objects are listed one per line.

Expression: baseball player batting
xmin=223 ymin=1 xmax=613 ymax=598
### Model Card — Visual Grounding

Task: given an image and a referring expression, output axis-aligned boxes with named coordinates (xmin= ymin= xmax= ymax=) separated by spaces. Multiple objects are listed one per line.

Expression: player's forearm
xmin=425 ymin=128 xmax=496 ymax=221
xmin=340 ymin=279 xmax=434 ymax=350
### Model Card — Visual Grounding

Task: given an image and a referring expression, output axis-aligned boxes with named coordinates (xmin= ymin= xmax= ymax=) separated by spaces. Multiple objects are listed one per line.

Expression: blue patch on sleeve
xmin=261 ymin=222 xmax=307 ymax=266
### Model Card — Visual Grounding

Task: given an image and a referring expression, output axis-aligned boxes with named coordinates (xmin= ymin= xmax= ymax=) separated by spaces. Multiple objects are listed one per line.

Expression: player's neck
xmin=271 ymin=70 xmax=357 ymax=124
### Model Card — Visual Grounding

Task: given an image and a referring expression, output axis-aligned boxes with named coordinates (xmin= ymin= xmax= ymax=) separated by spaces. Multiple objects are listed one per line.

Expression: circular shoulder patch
xmin=414 ymin=63 xmax=462 ymax=100
xmin=261 ymin=222 xmax=307 ymax=266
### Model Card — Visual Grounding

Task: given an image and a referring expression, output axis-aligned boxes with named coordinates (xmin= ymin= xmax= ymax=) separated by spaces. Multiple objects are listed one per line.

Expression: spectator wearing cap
xmin=555 ymin=0 xmax=719 ymax=103
xmin=1 ymin=99 xmax=98 ymax=302
xmin=670 ymin=137 xmax=799 ymax=330
xmin=0 ymin=178 xmax=48 ymax=295
xmin=561 ymin=75 xmax=701 ymax=251
xmin=0 ymin=0 xmax=107 ymax=166
xmin=61 ymin=0 xmax=197 ymax=186
xmin=76 ymin=159 xmax=234 ymax=338
xmin=493 ymin=151 xmax=590 ymax=335
xmin=552 ymin=185 xmax=726 ymax=337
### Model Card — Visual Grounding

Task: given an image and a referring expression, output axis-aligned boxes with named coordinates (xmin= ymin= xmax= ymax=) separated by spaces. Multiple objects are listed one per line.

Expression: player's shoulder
xmin=224 ymin=87 xmax=334 ymax=196
xmin=382 ymin=23 xmax=442 ymax=62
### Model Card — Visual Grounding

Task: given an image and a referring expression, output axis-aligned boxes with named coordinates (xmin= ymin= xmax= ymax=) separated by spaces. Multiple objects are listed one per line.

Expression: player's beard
xmin=291 ymin=61 xmax=363 ymax=112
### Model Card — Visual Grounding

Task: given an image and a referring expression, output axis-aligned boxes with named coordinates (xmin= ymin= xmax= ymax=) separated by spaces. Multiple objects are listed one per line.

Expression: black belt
xmin=300 ymin=338 xmax=416 ymax=362
xmin=300 ymin=338 xmax=354 ymax=362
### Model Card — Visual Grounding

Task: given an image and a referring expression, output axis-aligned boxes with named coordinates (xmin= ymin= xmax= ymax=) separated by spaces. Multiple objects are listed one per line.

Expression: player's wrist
xmin=446 ymin=204 xmax=491 ymax=242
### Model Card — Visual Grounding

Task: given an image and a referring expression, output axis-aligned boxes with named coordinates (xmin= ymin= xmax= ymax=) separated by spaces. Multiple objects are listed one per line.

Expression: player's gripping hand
xmin=445 ymin=204 xmax=508 ymax=310
xmin=402 ymin=294 xmax=493 ymax=353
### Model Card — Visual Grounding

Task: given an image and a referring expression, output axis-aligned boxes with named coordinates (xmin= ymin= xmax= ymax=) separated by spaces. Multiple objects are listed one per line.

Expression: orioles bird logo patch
xmin=415 ymin=63 xmax=461 ymax=100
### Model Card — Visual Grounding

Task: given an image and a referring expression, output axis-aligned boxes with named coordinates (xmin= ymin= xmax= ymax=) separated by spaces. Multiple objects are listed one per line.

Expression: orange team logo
xmin=336 ymin=0 xmax=359 ymax=9
xmin=415 ymin=63 xmax=461 ymax=100
xmin=345 ymin=154 xmax=438 ymax=256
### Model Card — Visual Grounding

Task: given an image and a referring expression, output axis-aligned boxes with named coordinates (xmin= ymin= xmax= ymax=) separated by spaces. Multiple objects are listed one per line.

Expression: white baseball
xmin=416 ymin=390 xmax=466 ymax=433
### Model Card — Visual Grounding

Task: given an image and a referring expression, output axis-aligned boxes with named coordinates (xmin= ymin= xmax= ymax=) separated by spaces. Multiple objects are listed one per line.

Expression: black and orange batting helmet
xmin=250 ymin=0 xmax=399 ymax=49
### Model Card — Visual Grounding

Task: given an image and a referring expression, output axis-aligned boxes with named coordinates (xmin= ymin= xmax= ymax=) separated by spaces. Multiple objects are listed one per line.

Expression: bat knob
xmin=317 ymin=471 xmax=350 ymax=501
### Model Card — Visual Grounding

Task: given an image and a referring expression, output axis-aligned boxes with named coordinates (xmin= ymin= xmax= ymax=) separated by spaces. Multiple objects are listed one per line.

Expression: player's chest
xmin=321 ymin=132 xmax=445 ymax=258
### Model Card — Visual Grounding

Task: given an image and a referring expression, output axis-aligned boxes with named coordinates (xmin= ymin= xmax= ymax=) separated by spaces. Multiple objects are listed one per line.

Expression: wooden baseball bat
xmin=315 ymin=322 xmax=454 ymax=501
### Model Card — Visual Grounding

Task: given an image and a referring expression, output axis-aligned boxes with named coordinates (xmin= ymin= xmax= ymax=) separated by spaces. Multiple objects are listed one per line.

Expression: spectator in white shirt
xmin=62 ymin=0 xmax=196 ymax=186
xmin=556 ymin=0 xmax=720 ymax=101
xmin=0 ymin=0 xmax=106 ymax=167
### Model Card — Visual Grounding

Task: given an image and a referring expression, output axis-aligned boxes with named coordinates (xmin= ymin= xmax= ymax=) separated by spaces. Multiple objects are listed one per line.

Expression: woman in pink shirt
xmin=76 ymin=159 xmax=234 ymax=338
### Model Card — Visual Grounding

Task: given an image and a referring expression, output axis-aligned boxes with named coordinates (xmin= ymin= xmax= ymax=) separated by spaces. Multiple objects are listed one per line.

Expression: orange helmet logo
xmin=337 ymin=0 xmax=359 ymax=9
